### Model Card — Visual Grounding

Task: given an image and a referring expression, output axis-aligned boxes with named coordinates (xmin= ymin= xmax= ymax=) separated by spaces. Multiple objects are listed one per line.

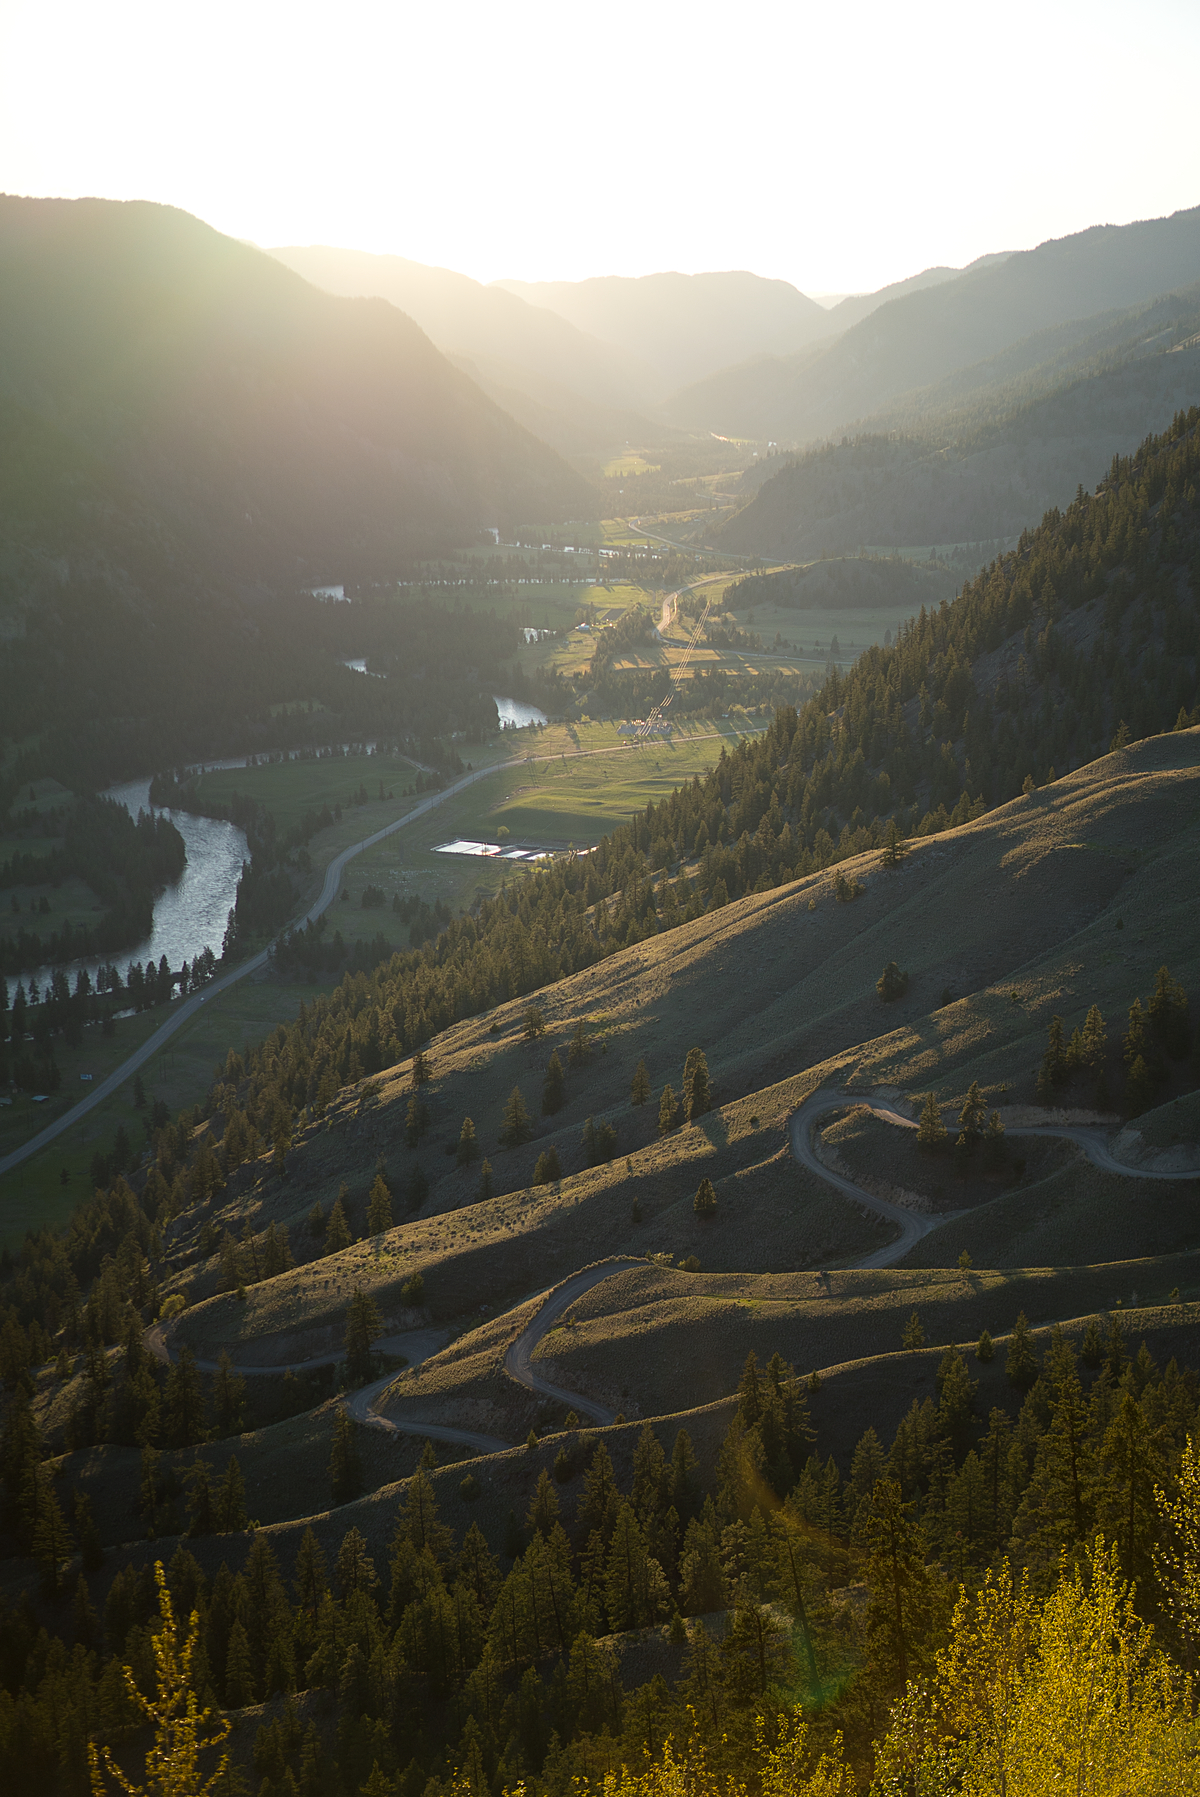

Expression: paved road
xmin=0 ymin=727 xmax=757 ymax=1183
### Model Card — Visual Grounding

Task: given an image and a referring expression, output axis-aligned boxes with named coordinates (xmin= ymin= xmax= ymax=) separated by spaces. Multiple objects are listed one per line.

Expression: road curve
xmin=0 ymin=727 xmax=762 ymax=1183
xmin=789 ymin=1087 xmax=1200 ymax=1274
xmin=502 ymin=1257 xmax=645 ymax=1425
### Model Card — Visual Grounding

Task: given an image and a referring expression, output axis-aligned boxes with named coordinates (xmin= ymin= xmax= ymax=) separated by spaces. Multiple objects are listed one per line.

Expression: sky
xmin=2 ymin=0 xmax=1198 ymax=296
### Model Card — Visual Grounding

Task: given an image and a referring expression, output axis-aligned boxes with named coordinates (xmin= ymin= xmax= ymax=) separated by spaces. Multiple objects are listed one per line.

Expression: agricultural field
xmin=190 ymin=749 xmax=427 ymax=839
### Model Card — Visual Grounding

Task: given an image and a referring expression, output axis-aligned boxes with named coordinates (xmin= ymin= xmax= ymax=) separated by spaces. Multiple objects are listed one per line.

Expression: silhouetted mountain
xmin=823 ymin=250 xmax=1012 ymax=331
xmin=493 ymin=270 xmax=834 ymax=393
xmin=0 ymin=197 xmax=594 ymax=602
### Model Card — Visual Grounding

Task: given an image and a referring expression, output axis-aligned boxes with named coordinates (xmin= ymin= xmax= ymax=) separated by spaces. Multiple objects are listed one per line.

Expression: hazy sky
xmin=3 ymin=0 xmax=1198 ymax=295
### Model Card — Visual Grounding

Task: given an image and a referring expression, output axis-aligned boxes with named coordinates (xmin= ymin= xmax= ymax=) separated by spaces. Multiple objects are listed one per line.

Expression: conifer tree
xmin=366 ymin=1173 xmax=393 ymax=1232
xmin=541 ymin=1051 xmax=565 ymax=1115
xmin=522 ymin=1007 xmax=547 ymax=1040
xmin=693 ymin=1176 xmax=717 ymax=1217
xmin=527 ymin=1468 xmax=560 ymax=1537
xmin=223 ymin=1616 xmax=257 ymax=1708
xmin=165 ymin=1345 xmax=205 ymax=1448
xmin=456 ymin=1117 xmax=478 ymax=1166
xmin=682 ymin=1047 xmax=710 ymax=1121
xmin=478 ymin=1159 xmax=494 ymax=1201
xmin=567 ymin=1019 xmax=592 ymax=1068
xmin=411 ymin=1049 xmax=432 ymax=1087
xmin=185 ymin=1458 xmax=216 ymax=1538
xmin=956 ymin=1081 xmax=988 ymax=1152
xmin=344 ymin=1288 xmax=381 ymax=1386
xmin=500 ymin=1085 xmax=533 ymax=1147
xmin=658 ymin=1083 xmax=679 ymax=1135
xmin=216 ymin=1456 xmax=246 ymax=1531
xmin=405 ymin=1092 xmax=430 ymax=1147
xmin=1036 ymin=1015 xmax=1067 ymax=1100
xmin=534 ymin=1147 xmax=561 ymax=1184
xmin=32 ymin=1477 xmax=74 ymax=1597
xmin=325 ymin=1188 xmax=352 ymax=1253
xmin=1006 ymin=1311 xmax=1039 ymax=1392
xmin=916 ymin=1091 xmax=947 ymax=1149
xmin=329 ymin=1408 xmax=362 ymax=1505
xmin=630 ymin=1058 xmax=651 ymax=1105
xmin=901 ymin=1311 xmax=925 ymax=1350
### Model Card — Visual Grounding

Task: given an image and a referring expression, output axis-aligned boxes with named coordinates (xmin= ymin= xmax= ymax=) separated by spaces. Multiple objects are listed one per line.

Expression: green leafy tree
xmin=456 ymin=1117 xmax=478 ymax=1166
xmin=541 ymin=1051 xmax=565 ymax=1115
xmin=630 ymin=1059 xmax=651 ymax=1106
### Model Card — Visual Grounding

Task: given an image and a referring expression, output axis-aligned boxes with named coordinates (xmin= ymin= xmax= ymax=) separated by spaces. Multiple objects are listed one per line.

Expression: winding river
xmin=6 ymin=778 xmax=247 ymax=1003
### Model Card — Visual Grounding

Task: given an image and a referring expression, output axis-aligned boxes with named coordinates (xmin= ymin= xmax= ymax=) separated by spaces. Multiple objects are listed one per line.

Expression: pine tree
xmin=165 ymin=1345 xmax=206 ymax=1448
xmin=366 ymin=1173 xmax=393 ymax=1232
xmin=405 ymin=1092 xmax=430 ymax=1147
xmin=32 ymin=1477 xmax=74 ymax=1596
xmin=1148 ymin=964 xmax=1190 ymax=1059
xmin=658 ymin=1083 xmax=679 ymax=1135
xmin=411 ymin=1049 xmax=432 ymax=1087
xmin=526 ymin=1468 xmax=560 ymax=1537
xmin=534 ymin=1147 xmax=562 ymax=1184
xmin=185 ymin=1457 xmax=216 ymax=1538
xmin=1006 ymin=1312 xmax=1039 ymax=1392
xmin=325 ymin=1190 xmax=352 ymax=1253
xmin=1036 ymin=1015 xmax=1067 ymax=1100
xmin=682 ymin=1047 xmax=710 ymax=1121
xmin=859 ymin=1478 xmax=938 ymax=1695
xmin=876 ymin=960 xmax=909 ymax=1001
xmin=693 ymin=1176 xmax=717 ymax=1217
xmin=541 ymin=1051 xmax=565 ymax=1115
xmin=630 ymin=1058 xmax=651 ymax=1105
xmin=1081 ymin=1003 xmax=1107 ymax=1068
xmin=329 ymin=1408 xmax=362 ymax=1505
xmin=916 ymin=1091 xmax=947 ymax=1149
xmin=523 ymin=1007 xmax=547 ymax=1041
xmin=223 ymin=1616 xmax=257 ymax=1707
xmin=216 ymin=1456 xmax=247 ymax=1531
xmin=344 ymin=1289 xmax=381 ymax=1386
xmin=500 ymin=1086 xmax=533 ymax=1147
xmin=478 ymin=1159 xmax=494 ymax=1201
xmin=567 ymin=1019 xmax=592 ymax=1068
xmin=879 ymin=817 xmax=906 ymax=867
xmin=456 ymin=1117 xmax=479 ymax=1166
xmin=956 ymin=1081 xmax=988 ymax=1152
xmin=901 ymin=1311 xmax=925 ymax=1350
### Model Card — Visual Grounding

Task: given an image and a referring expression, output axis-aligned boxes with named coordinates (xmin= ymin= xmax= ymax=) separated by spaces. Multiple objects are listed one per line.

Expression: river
xmin=6 ymin=779 xmax=248 ymax=1003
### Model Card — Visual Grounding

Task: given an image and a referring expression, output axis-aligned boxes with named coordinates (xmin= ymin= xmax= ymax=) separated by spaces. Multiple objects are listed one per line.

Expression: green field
xmin=192 ymin=750 xmax=425 ymax=837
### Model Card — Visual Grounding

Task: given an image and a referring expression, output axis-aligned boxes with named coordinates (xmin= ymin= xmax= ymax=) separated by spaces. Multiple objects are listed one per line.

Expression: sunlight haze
xmin=2 ymin=0 xmax=1198 ymax=293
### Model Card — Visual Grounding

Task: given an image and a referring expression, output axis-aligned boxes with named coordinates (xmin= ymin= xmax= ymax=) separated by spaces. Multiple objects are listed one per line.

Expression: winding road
xmin=0 ymin=727 xmax=761 ymax=1184
xmin=145 ymin=1099 xmax=1200 ymax=1469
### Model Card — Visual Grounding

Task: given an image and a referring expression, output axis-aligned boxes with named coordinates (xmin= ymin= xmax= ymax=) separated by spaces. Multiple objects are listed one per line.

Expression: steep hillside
xmin=0 ymin=197 xmax=594 ymax=599
xmin=493 ymin=270 xmax=833 ymax=392
xmin=821 ymin=251 xmax=1012 ymax=332
xmin=665 ymin=205 xmax=1200 ymax=442
xmin=269 ymin=243 xmax=657 ymax=415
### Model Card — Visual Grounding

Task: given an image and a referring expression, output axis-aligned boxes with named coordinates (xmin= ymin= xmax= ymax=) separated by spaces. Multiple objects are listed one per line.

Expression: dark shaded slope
xmin=0 ymin=196 xmax=595 ymax=593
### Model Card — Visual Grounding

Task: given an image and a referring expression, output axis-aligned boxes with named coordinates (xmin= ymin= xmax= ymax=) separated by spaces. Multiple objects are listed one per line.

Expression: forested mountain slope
xmin=0 ymin=197 xmax=593 ymax=598
xmin=665 ymin=205 xmax=1200 ymax=442
xmin=717 ymin=287 xmax=1200 ymax=558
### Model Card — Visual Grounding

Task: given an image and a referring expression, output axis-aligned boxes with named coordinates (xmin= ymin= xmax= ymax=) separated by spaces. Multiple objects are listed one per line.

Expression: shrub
xmin=876 ymin=961 xmax=909 ymax=1002
xmin=400 ymin=1272 xmax=425 ymax=1308
xmin=459 ymin=1473 xmax=481 ymax=1502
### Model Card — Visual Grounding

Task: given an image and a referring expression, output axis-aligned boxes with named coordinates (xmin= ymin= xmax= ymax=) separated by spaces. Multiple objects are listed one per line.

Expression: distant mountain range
xmin=0 ymin=197 xmax=593 ymax=607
